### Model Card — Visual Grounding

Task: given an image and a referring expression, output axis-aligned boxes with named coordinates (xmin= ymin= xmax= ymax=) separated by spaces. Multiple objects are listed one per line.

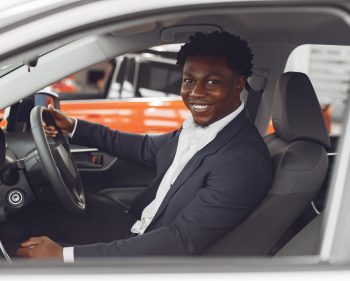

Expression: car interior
xmin=0 ymin=3 xmax=349 ymax=262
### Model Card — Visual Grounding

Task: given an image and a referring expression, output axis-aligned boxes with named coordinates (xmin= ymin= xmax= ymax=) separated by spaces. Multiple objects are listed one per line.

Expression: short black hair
xmin=176 ymin=31 xmax=253 ymax=77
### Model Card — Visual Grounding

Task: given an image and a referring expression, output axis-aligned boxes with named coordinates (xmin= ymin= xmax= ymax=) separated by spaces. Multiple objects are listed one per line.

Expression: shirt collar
xmin=183 ymin=101 xmax=245 ymax=132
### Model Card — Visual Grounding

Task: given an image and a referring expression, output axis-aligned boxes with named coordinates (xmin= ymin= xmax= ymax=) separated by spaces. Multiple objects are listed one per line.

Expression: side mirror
xmin=35 ymin=90 xmax=60 ymax=109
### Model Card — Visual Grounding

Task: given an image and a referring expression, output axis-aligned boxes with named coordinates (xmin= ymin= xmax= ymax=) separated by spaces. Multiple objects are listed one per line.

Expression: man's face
xmin=180 ymin=55 xmax=245 ymax=127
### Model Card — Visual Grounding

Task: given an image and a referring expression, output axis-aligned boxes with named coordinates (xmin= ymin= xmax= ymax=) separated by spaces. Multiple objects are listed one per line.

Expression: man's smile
xmin=190 ymin=103 xmax=210 ymax=112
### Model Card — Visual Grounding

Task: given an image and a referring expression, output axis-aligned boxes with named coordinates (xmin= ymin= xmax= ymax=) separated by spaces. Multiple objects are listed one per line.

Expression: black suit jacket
xmin=71 ymin=110 xmax=273 ymax=257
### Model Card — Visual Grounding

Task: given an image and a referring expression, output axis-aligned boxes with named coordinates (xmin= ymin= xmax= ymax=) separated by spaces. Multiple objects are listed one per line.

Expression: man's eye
xmin=183 ymin=79 xmax=193 ymax=84
xmin=208 ymin=80 xmax=219 ymax=85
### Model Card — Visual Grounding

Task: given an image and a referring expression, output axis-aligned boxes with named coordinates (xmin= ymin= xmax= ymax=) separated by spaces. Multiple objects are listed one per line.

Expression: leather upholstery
xmin=204 ymin=72 xmax=330 ymax=256
xmin=273 ymin=72 xmax=330 ymax=148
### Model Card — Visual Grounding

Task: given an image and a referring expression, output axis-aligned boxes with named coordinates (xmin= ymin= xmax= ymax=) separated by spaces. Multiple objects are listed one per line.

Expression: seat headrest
xmin=272 ymin=72 xmax=330 ymax=148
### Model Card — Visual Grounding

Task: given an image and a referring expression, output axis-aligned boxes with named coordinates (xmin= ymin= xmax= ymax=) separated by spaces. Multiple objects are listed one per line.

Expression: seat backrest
xmin=203 ymin=72 xmax=330 ymax=256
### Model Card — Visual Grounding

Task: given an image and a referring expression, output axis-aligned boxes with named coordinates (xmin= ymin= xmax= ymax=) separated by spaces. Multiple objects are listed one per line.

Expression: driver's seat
xmin=203 ymin=72 xmax=330 ymax=256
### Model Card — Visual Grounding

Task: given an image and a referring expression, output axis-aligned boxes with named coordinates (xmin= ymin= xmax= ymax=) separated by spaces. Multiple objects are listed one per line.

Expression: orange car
xmin=61 ymin=97 xmax=190 ymax=134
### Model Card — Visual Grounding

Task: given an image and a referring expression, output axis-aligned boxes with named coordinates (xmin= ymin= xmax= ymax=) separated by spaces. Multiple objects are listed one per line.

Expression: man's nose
xmin=190 ymin=83 xmax=206 ymax=97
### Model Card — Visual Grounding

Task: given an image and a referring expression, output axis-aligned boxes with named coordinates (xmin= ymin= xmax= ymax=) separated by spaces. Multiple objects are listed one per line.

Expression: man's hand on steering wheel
xmin=44 ymin=104 xmax=75 ymax=137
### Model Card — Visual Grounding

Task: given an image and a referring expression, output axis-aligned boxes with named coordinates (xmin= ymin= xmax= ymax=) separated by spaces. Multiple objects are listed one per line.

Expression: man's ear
xmin=235 ymin=75 xmax=246 ymax=94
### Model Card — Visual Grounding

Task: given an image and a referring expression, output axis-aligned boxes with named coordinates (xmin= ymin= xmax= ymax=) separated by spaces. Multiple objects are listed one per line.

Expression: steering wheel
xmin=30 ymin=105 xmax=86 ymax=213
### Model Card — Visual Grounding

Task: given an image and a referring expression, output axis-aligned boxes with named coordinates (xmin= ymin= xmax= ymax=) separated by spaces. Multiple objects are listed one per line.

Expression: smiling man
xmin=181 ymin=55 xmax=244 ymax=127
xmin=17 ymin=31 xmax=273 ymax=261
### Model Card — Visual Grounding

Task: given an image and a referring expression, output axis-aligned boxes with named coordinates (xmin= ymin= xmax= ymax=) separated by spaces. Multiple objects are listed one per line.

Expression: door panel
xmin=71 ymin=145 xmax=156 ymax=194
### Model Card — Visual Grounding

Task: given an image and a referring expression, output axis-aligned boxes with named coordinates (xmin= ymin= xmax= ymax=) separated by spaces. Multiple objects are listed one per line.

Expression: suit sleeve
xmin=73 ymin=141 xmax=273 ymax=257
xmin=70 ymin=119 xmax=174 ymax=167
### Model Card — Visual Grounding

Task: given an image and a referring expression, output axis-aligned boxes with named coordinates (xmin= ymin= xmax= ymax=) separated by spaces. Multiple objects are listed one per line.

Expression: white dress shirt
xmin=63 ymin=102 xmax=244 ymax=262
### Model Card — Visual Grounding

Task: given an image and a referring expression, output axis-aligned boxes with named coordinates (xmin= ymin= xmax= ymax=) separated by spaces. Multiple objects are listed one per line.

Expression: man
xmin=17 ymin=31 xmax=273 ymax=261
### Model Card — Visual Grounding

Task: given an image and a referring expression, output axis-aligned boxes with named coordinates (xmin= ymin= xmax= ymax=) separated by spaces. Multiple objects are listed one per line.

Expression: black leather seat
xmin=204 ymin=72 xmax=330 ymax=256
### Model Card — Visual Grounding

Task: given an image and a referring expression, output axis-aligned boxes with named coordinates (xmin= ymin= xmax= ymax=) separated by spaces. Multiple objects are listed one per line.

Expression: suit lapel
xmin=129 ymin=130 xmax=181 ymax=217
xmin=150 ymin=110 xmax=250 ymax=224
xmin=145 ymin=130 xmax=181 ymax=197
xmin=156 ymin=131 xmax=180 ymax=177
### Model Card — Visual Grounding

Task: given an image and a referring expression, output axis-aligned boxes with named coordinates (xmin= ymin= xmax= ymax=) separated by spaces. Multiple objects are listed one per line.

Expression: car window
xmin=49 ymin=61 xmax=113 ymax=98
xmin=53 ymin=46 xmax=187 ymax=134
xmin=109 ymin=56 xmax=136 ymax=99
xmin=137 ymin=60 xmax=182 ymax=98
xmin=52 ymin=45 xmax=183 ymax=101
xmin=108 ymin=55 xmax=182 ymax=99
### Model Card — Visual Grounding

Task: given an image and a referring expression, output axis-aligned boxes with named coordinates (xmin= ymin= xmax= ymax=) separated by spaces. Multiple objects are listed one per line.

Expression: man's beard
xmin=193 ymin=121 xmax=209 ymax=128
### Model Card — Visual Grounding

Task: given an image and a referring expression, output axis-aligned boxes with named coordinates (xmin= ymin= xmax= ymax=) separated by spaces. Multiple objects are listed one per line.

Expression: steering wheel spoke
xmin=30 ymin=106 xmax=86 ymax=213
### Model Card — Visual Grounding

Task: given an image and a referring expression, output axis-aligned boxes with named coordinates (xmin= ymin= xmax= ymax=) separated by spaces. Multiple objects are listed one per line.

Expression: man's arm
xmin=44 ymin=104 xmax=175 ymax=167
xmin=71 ymin=119 xmax=174 ymax=167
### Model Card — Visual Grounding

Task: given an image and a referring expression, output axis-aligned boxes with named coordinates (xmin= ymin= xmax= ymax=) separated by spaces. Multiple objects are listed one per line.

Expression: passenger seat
xmin=204 ymin=72 xmax=330 ymax=256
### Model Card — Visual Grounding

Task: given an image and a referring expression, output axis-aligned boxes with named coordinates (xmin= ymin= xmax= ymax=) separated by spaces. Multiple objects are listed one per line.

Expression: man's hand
xmin=44 ymin=104 xmax=76 ymax=137
xmin=16 ymin=236 xmax=63 ymax=260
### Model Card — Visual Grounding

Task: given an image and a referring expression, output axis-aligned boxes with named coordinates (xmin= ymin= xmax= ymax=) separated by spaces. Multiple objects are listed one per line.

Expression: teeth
xmin=192 ymin=104 xmax=208 ymax=111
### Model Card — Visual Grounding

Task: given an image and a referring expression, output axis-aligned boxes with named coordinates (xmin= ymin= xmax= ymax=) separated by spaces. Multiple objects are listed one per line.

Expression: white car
xmin=0 ymin=0 xmax=350 ymax=280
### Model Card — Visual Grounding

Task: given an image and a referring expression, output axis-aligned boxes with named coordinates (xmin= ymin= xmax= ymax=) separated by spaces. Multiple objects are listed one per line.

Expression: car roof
xmin=1 ymin=0 xmax=350 ymax=54
xmin=0 ymin=0 xmax=84 ymax=29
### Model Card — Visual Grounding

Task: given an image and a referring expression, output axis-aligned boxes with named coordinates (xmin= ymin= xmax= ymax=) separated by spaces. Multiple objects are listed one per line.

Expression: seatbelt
xmin=245 ymin=82 xmax=264 ymax=122
xmin=243 ymin=68 xmax=269 ymax=122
